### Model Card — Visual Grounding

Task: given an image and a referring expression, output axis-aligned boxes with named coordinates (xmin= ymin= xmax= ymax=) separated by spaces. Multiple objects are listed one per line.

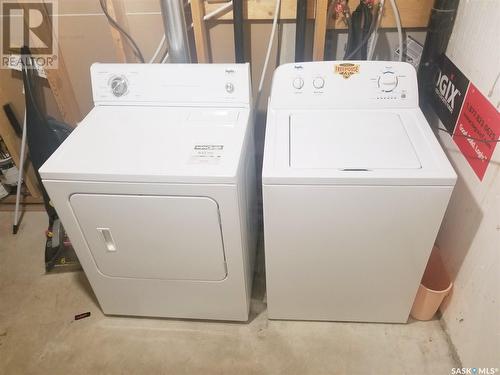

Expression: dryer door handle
xmin=97 ymin=228 xmax=117 ymax=252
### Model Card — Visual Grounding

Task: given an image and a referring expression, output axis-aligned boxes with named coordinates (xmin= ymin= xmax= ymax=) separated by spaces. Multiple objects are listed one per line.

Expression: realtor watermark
xmin=1 ymin=0 xmax=58 ymax=70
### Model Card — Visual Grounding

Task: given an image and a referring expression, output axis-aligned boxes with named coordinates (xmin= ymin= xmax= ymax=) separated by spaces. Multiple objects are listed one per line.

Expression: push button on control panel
xmin=313 ymin=77 xmax=325 ymax=89
xmin=292 ymin=77 xmax=304 ymax=90
xmin=378 ymin=71 xmax=398 ymax=92
xmin=225 ymin=82 xmax=235 ymax=93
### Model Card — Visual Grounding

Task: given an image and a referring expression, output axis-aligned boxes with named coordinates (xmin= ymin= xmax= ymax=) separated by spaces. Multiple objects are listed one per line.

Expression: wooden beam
xmin=0 ymin=194 xmax=45 ymax=211
xmin=205 ymin=0 xmax=315 ymax=21
xmin=44 ymin=52 xmax=81 ymax=126
xmin=203 ymin=0 xmax=433 ymax=29
xmin=0 ymin=88 xmax=42 ymax=199
xmin=312 ymin=0 xmax=328 ymax=60
xmin=18 ymin=2 xmax=81 ymax=126
xmin=106 ymin=0 xmax=137 ymax=63
xmin=190 ymin=0 xmax=211 ymax=63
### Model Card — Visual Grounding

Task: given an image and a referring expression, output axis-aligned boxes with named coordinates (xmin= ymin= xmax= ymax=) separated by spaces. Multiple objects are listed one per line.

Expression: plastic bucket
xmin=410 ymin=246 xmax=452 ymax=321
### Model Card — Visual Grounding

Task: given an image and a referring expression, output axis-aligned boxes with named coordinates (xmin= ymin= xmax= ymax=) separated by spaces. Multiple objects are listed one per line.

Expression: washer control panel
xmin=91 ymin=63 xmax=251 ymax=107
xmin=271 ymin=61 xmax=418 ymax=110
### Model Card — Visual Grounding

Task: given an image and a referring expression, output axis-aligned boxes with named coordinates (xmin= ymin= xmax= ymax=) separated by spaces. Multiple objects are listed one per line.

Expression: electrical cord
xmin=433 ymin=125 xmax=500 ymax=143
xmin=161 ymin=51 xmax=170 ymax=63
xmin=149 ymin=35 xmax=166 ymax=63
xmin=99 ymin=0 xmax=145 ymax=63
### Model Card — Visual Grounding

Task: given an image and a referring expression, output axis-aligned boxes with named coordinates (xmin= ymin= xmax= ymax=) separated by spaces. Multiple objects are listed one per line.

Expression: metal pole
xmin=233 ymin=0 xmax=245 ymax=62
xmin=13 ymin=108 xmax=27 ymax=234
xmin=159 ymin=0 xmax=191 ymax=63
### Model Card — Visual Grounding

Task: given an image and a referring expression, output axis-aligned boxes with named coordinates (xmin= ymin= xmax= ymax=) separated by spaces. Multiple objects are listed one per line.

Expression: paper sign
xmin=452 ymin=84 xmax=500 ymax=180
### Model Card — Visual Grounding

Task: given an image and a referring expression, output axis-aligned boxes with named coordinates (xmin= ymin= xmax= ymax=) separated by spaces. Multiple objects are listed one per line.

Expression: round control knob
xmin=378 ymin=72 xmax=398 ymax=92
xmin=292 ymin=77 xmax=304 ymax=90
xmin=225 ymin=82 xmax=235 ymax=93
xmin=313 ymin=77 xmax=325 ymax=89
xmin=110 ymin=75 xmax=128 ymax=97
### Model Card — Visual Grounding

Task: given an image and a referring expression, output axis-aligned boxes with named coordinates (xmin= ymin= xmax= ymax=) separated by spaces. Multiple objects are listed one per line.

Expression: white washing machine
xmin=262 ymin=61 xmax=456 ymax=323
xmin=40 ymin=63 xmax=257 ymax=321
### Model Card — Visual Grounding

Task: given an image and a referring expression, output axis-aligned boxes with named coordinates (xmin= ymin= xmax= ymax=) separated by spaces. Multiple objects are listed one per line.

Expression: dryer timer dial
xmin=109 ymin=75 xmax=129 ymax=97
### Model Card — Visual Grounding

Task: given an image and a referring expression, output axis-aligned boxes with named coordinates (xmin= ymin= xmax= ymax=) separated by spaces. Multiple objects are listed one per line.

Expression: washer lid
xmin=290 ymin=111 xmax=421 ymax=170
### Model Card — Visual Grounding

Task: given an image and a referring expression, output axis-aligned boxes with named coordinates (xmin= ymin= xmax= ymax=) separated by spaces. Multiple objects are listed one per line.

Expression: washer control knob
xmin=225 ymin=82 xmax=235 ymax=93
xmin=292 ymin=77 xmax=304 ymax=90
xmin=378 ymin=72 xmax=398 ymax=92
xmin=313 ymin=77 xmax=325 ymax=89
xmin=110 ymin=75 xmax=128 ymax=97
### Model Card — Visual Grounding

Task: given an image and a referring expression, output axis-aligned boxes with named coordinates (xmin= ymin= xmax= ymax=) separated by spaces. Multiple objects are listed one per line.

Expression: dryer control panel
xmin=269 ymin=61 xmax=418 ymax=110
xmin=91 ymin=63 xmax=251 ymax=108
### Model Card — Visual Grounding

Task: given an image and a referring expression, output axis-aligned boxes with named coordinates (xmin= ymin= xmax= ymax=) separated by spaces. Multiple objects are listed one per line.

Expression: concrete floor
xmin=0 ymin=211 xmax=458 ymax=374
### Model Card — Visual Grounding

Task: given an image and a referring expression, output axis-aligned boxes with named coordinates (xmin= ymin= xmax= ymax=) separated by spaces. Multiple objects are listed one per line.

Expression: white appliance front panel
xmin=91 ymin=63 xmax=251 ymax=107
xmin=70 ymin=194 xmax=227 ymax=281
xmin=270 ymin=61 xmax=418 ymax=110
xmin=290 ymin=111 xmax=421 ymax=170
xmin=263 ymin=184 xmax=454 ymax=322
xmin=43 ymin=177 xmax=255 ymax=321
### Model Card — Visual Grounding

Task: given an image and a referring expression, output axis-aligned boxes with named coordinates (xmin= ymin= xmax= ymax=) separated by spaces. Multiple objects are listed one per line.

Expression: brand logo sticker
xmin=334 ymin=63 xmax=360 ymax=79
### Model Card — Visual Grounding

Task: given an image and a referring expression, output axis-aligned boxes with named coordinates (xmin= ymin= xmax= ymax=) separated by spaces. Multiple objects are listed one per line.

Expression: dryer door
xmin=70 ymin=194 xmax=227 ymax=281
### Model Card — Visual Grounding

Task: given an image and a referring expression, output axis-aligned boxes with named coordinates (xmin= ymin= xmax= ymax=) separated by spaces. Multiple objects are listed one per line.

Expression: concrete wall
xmin=431 ymin=0 xmax=500 ymax=368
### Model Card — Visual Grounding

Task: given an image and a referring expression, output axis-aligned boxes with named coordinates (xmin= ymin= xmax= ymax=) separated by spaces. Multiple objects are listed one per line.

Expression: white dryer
xmin=40 ymin=64 xmax=257 ymax=321
xmin=262 ymin=61 xmax=456 ymax=323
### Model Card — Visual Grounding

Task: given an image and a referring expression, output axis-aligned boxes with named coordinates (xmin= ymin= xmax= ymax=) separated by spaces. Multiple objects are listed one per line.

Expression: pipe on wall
xmin=233 ymin=0 xmax=245 ymax=62
xmin=159 ymin=0 xmax=191 ymax=63
xmin=295 ymin=0 xmax=307 ymax=62
xmin=418 ymin=0 xmax=460 ymax=102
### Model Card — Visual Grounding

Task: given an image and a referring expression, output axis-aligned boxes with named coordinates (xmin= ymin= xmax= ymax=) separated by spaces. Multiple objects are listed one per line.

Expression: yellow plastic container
xmin=410 ymin=246 xmax=452 ymax=321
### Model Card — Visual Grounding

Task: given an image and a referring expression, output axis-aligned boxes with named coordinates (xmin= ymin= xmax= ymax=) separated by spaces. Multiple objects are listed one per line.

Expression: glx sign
xmin=430 ymin=55 xmax=469 ymax=132
xmin=430 ymin=54 xmax=500 ymax=181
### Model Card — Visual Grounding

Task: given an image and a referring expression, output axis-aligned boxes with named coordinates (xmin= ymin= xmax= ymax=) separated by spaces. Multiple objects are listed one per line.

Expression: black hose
xmin=344 ymin=2 xmax=377 ymax=60
xmin=360 ymin=3 xmax=372 ymax=59
xmin=345 ymin=3 xmax=363 ymax=59
xmin=99 ymin=0 xmax=145 ymax=63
